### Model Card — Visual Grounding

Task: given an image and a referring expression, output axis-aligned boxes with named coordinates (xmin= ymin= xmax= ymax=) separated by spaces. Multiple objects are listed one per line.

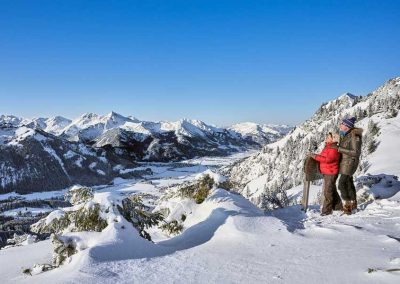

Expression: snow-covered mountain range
xmin=229 ymin=122 xmax=292 ymax=145
xmin=228 ymin=77 xmax=400 ymax=206
xmin=1 ymin=113 xmax=290 ymax=154
xmin=0 ymin=114 xmax=289 ymax=194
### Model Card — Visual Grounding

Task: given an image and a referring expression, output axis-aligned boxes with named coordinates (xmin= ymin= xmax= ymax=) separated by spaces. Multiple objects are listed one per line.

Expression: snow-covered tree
xmin=117 ymin=195 xmax=163 ymax=241
xmin=259 ymin=183 xmax=289 ymax=211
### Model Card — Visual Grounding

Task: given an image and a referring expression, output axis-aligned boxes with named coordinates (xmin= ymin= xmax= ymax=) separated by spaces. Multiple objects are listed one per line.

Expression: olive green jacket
xmin=338 ymin=128 xmax=363 ymax=176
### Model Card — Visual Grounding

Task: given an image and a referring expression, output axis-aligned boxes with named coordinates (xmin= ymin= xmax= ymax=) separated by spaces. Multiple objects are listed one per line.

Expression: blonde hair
xmin=329 ymin=132 xmax=340 ymax=143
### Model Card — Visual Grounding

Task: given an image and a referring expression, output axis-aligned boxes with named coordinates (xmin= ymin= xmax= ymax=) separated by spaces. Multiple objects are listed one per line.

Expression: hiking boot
xmin=343 ymin=201 xmax=352 ymax=215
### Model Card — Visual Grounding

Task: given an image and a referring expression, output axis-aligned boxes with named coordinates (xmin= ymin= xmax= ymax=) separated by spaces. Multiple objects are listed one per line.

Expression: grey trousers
xmin=338 ymin=174 xmax=357 ymax=201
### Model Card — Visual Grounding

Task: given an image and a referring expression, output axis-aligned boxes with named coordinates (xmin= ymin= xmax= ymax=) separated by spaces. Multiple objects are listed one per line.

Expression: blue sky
xmin=0 ymin=0 xmax=399 ymax=126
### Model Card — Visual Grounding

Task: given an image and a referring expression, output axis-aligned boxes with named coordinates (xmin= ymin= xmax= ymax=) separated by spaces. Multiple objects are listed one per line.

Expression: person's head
xmin=326 ymin=132 xmax=333 ymax=143
xmin=340 ymin=117 xmax=356 ymax=136
xmin=339 ymin=124 xmax=350 ymax=132
xmin=326 ymin=132 xmax=340 ymax=143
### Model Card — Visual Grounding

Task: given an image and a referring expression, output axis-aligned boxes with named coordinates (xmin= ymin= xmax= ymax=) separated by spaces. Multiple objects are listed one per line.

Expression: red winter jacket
xmin=315 ymin=142 xmax=340 ymax=175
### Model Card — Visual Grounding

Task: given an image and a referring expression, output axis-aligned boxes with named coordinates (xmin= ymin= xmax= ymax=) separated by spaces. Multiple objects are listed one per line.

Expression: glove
xmin=330 ymin=144 xmax=339 ymax=150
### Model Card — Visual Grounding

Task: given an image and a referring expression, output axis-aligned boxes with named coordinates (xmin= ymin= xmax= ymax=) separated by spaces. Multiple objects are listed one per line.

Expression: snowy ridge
xmin=59 ymin=111 xmax=140 ymax=142
xmin=58 ymin=113 xmax=289 ymax=149
xmin=3 ymin=112 xmax=288 ymax=146
xmin=2 ymin=112 xmax=290 ymax=163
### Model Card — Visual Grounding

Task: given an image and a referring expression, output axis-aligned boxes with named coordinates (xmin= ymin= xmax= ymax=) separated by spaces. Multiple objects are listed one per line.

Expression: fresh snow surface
xmin=2 ymin=188 xmax=399 ymax=283
xmin=365 ymin=115 xmax=400 ymax=176
xmin=1 ymin=207 xmax=53 ymax=217
xmin=0 ymin=189 xmax=67 ymax=201
xmin=0 ymin=152 xmax=399 ymax=284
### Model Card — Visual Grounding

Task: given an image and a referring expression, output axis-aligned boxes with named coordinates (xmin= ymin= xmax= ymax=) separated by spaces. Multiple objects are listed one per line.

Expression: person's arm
xmin=338 ymin=136 xmax=361 ymax=158
xmin=314 ymin=151 xmax=327 ymax=162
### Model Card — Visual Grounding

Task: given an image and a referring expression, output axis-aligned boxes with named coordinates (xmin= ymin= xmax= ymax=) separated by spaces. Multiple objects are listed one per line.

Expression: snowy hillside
xmin=228 ymin=77 xmax=400 ymax=205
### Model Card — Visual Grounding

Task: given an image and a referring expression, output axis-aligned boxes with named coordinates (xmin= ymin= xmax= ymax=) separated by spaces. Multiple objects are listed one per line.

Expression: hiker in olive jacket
xmin=331 ymin=117 xmax=363 ymax=215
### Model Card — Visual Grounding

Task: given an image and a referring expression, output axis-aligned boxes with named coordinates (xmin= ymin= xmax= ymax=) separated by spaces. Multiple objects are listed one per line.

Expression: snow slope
xmin=1 ymin=184 xmax=399 ymax=284
xmin=365 ymin=115 xmax=400 ymax=176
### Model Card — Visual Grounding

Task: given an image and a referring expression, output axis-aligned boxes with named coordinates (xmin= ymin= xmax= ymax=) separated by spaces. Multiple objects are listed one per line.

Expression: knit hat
xmin=341 ymin=117 xmax=356 ymax=128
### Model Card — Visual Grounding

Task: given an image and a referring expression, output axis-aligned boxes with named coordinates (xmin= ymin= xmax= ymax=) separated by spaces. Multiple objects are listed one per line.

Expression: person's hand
xmin=330 ymin=144 xmax=339 ymax=150
xmin=307 ymin=153 xmax=316 ymax=159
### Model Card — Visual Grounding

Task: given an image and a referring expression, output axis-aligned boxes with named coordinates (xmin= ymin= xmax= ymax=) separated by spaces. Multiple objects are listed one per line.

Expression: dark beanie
xmin=342 ymin=117 xmax=356 ymax=128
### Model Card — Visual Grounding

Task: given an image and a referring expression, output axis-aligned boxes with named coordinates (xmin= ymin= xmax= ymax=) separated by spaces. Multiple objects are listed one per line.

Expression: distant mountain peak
xmin=340 ymin=92 xmax=357 ymax=100
xmin=0 ymin=115 xmax=23 ymax=127
xmin=51 ymin=115 xmax=69 ymax=120
xmin=332 ymin=93 xmax=358 ymax=104
xmin=106 ymin=111 xmax=123 ymax=118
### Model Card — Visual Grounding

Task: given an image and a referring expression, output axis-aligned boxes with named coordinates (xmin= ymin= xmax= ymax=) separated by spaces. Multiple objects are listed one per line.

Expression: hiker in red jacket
xmin=308 ymin=132 xmax=342 ymax=215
